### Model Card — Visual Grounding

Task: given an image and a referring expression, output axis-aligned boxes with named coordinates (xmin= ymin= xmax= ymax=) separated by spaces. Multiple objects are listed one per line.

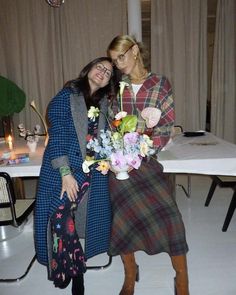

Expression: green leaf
xmin=119 ymin=115 xmax=137 ymax=134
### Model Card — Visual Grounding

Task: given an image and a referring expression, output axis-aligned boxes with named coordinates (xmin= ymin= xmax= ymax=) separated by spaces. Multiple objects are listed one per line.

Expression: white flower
xmin=115 ymin=111 xmax=127 ymax=120
xmin=119 ymin=81 xmax=129 ymax=112
xmin=88 ymin=106 xmax=100 ymax=121
xmin=30 ymin=100 xmax=37 ymax=109
xmin=119 ymin=81 xmax=129 ymax=98
xmin=82 ymin=159 xmax=96 ymax=173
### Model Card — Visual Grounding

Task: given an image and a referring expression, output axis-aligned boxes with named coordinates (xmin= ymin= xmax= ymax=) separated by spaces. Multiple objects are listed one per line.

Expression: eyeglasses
xmin=95 ymin=63 xmax=112 ymax=79
xmin=112 ymin=45 xmax=134 ymax=66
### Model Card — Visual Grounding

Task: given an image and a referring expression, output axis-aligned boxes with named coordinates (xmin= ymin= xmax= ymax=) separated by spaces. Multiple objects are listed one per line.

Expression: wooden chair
xmin=0 ymin=172 xmax=36 ymax=282
xmin=205 ymin=176 xmax=236 ymax=232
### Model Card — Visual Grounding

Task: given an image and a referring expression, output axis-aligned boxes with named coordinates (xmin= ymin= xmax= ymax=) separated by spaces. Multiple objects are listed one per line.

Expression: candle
xmin=8 ymin=135 xmax=13 ymax=150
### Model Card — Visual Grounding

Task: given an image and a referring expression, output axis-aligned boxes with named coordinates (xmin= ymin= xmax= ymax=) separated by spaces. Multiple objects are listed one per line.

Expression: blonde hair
xmin=107 ymin=35 xmax=150 ymax=69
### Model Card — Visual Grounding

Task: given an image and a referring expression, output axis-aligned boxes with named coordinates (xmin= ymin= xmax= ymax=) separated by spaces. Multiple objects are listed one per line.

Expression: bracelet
xmin=59 ymin=166 xmax=71 ymax=177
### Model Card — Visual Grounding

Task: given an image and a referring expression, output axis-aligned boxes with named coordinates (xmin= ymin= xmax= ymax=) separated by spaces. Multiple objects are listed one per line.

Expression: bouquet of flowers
xmin=82 ymin=81 xmax=162 ymax=180
xmin=82 ymin=110 xmax=155 ymax=180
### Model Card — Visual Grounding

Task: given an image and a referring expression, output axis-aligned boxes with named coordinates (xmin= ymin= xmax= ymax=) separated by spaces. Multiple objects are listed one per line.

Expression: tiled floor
xmin=0 ymin=175 xmax=236 ymax=295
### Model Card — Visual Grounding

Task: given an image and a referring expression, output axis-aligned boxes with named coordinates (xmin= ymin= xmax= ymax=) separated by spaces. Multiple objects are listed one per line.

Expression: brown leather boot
xmin=171 ymin=255 xmax=190 ymax=295
xmin=119 ymin=253 xmax=139 ymax=295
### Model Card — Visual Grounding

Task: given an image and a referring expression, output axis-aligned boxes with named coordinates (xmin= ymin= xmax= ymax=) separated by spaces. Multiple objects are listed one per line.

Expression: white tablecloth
xmin=1 ymin=133 xmax=236 ymax=178
xmin=158 ymin=132 xmax=236 ymax=176
xmin=0 ymin=140 xmax=44 ymax=177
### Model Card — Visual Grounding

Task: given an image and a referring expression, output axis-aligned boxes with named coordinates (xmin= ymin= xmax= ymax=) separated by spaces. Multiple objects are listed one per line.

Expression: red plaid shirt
xmin=112 ymin=73 xmax=175 ymax=152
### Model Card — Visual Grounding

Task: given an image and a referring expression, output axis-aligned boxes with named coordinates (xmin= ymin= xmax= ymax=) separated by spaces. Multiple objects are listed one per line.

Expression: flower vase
xmin=27 ymin=141 xmax=37 ymax=153
xmin=111 ymin=165 xmax=130 ymax=180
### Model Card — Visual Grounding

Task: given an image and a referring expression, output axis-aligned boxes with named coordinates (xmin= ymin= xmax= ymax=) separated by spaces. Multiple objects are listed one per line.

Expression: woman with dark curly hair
xmin=34 ymin=57 xmax=117 ymax=295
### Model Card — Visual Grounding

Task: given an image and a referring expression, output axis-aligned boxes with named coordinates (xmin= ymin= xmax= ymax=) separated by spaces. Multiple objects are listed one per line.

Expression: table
xmin=0 ymin=139 xmax=44 ymax=177
xmin=158 ymin=132 xmax=236 ymax=176
xmin=1 ymin=132 xmax=236 ymax=179
xmin=158 ymin=132 xmax=236 ymax=196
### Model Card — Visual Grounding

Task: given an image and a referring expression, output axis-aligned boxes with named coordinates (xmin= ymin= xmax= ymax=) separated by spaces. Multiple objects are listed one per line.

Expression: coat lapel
xmin=70 ymin=93 xmax=108 ymax=159
xmin=97 ymin=97 xmax=108 ymax=141
xmin=70 ymin=93 xmax=88 ymax=159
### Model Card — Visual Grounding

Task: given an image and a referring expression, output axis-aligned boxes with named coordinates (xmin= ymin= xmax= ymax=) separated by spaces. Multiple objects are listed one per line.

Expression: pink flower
xmin=123 ymin=132 xmax=139 ymax=145
xmin=110 ymin=151 xmax=127 ymax=169
xmin=141 ymin=107 xmax=161 ymax=128
xmin=125 ymin=154 xmax=142 ymax=169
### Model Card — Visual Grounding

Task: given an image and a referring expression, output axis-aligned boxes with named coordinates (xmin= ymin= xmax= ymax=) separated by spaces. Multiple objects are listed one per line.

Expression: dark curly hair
xmin=64 ymin=57 xmax=120 ymax=108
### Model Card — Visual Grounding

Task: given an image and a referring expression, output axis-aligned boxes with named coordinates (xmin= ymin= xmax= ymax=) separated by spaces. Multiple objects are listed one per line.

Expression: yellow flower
xmin=96 ymin=160 xmax=110 ymax=175
xmin=142 ymin=134 xmax=154 ymax=147
xmin=140 ymin=142 xmax=149 ymax=157
xmin=112 ymin=131 xmax=122 ymax=141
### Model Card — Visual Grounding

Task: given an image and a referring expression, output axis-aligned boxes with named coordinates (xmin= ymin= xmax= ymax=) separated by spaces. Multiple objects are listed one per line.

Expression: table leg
xmin=187 ymin=174 xmax=191 ymax=198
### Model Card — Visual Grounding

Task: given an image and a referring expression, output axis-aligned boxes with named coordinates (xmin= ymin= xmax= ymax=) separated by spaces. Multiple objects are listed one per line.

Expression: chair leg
xmin=205 ymin=180 xmax=217 ymax=206
xmin=0 ymin=254 xmax=36 ymax=283
xmin=222 ymin=191 xmax=236 ymax=232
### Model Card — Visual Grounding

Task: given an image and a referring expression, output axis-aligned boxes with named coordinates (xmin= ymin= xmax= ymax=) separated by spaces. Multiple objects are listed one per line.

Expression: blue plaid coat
xmin=34 ymin=88 xmax=111 ymax=266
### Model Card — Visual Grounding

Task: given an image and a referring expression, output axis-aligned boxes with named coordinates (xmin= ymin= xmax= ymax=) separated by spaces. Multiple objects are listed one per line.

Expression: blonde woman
xmin=107 ymin=35 xmax=190 ymax=295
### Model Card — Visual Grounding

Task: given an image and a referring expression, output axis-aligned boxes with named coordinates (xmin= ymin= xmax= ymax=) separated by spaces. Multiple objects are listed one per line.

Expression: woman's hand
xmin=60 ymin=174 xmax=79 ymax=202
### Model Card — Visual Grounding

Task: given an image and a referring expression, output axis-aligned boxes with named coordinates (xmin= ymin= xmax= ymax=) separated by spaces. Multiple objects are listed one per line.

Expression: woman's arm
xmin=47 ymin=88 xmax=72 ymax=167
xmin=47 ymin=88 xmax=79 ymax=201
xmin=152 ymin=77 xmax=175 ymax=152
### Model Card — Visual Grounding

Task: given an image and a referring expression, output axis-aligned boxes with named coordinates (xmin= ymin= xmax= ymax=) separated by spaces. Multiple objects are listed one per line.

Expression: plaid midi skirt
xmin=108 ymin=158 xmax=188 ymax=256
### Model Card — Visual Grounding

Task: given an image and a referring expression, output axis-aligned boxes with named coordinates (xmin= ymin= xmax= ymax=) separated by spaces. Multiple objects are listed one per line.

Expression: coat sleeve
xmin=152 ymin=77 xmax=175 ymax=152
xmin=46 ymin=88 xmax=72 ymax=169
